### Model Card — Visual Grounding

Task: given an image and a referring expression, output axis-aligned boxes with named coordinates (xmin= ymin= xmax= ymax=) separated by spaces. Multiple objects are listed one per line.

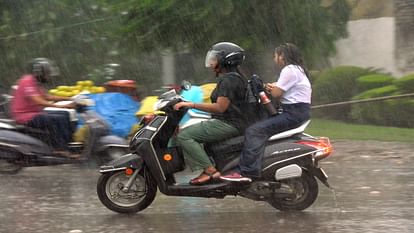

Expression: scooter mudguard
xmin=307 ymin=166 xmax=330 ymax=188
xmin=99 ymin=153 xmax=143 ymax=173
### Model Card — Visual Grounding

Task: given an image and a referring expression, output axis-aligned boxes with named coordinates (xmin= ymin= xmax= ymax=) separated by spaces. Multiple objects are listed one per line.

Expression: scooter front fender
xmin=99 ymin=153 xmax=143 ymax=173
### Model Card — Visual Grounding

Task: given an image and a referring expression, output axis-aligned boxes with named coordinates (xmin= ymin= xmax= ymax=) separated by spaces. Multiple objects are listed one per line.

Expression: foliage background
xmin=0 ymin=0 xmax=350 ymax=96
xmin=311 ymin=66 xmax=414 ymax=127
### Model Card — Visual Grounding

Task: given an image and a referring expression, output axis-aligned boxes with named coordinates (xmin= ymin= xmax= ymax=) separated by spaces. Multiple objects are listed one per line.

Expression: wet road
xmin=1 ymin=140 xmax=414 ymax=233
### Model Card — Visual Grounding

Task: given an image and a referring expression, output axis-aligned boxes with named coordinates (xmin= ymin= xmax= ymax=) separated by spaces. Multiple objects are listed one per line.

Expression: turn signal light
xmin=298 ymin=137 xmax=333 ymax=160
xmin=125 ymin=168 xmax=134 ymax=176
xmin=163 ymin=153 xmax=172 ymax=161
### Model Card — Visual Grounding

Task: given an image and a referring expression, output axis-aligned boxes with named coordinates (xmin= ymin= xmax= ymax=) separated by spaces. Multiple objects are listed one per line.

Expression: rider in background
xmin=10 ymin=58 xmax=78 ymax=158
xmin=221 ymin=43 xmax=312 ymax=182
xmin=174 ymin=42 xmax=248 ymax=185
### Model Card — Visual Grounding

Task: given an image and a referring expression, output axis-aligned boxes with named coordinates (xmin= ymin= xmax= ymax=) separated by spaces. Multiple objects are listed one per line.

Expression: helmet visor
xmin=205 ymin=50 xmax=219 ymax=68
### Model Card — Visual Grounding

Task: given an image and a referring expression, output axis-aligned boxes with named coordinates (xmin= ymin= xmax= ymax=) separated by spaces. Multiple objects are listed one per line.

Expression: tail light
xmin=297 ymin=137 xmax=333 ymax=161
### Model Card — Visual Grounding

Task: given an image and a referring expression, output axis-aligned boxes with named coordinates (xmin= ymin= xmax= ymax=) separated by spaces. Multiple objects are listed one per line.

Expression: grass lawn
xmin=305 ymin=118 xmax=414 ymax=142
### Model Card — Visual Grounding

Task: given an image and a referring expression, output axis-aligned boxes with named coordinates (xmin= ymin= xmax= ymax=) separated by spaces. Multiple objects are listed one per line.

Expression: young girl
xmin=221 ymin=43 xmax=312 ymax=182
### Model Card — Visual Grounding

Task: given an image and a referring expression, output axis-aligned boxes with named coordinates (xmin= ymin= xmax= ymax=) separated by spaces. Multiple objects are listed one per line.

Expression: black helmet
xmin=30 ymin=58 xmax=59 ymax=79
xmin=205 ymin=42 xmax=245 ymax=69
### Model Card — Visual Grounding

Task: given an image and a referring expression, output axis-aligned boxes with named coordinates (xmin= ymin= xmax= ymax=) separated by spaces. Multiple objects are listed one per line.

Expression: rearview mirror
xmin=181 ymin=80 xmax=192 ymax=91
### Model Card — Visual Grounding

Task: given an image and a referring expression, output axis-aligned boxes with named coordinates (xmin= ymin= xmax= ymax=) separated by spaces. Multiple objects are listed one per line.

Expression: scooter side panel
xmin=214 ymin=139 xmax=314 ymax=174
xmin=207 ymin=133 xmax=310 ymax=171
xmin=261 ymin=142 xmax=316 ymax=179
xmin=130 ymin=115 xmax=175 ymax=188
xmin=263 ymin=142 xmax=315 ymax=164
xmin=0 ymin=130 xmax=52 ymax=154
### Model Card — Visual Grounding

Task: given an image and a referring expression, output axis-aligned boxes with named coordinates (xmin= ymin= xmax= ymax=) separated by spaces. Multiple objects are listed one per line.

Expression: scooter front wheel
xmin=97 ymin=169 xmax=157 ymax=214
xmin=268 ymin=171 xmax=318 ymax=211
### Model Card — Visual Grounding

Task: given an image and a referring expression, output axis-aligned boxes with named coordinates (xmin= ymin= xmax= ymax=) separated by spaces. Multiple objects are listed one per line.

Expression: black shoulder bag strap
xmin=225 ymin=72 xmax=254 ymax=129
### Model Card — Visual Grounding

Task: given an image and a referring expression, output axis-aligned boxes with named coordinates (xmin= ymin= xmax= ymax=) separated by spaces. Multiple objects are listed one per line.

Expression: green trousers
xmin=176 ymin=119 xmax=240 ymax=171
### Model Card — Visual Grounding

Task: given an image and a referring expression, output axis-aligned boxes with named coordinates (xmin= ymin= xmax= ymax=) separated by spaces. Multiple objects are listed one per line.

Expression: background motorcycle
xmin=96 ymin=88 xmax=333 ymax=214
xmin=0 ymin=94 xmax=128 ymax=174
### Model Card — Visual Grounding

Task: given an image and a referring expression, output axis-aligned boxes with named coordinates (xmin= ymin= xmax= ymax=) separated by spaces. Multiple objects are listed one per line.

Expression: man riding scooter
xmin=10 ymin=58 xmax=80 ymax=159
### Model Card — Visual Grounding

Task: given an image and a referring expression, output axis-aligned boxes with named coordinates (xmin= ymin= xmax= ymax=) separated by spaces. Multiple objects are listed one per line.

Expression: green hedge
xmin=351 ymin=78 xmax=414 ymax=128
xmin=356 ymin=74 xmax=394 ymax=93
xmin=351 ymin=99 xmax=414 ymax=128
xmin=312 ymin=66 xmax=374 ymax=121
xmin=312 ymin=66 xmax=414 ymax=127
xmin=352 ymin=85 xmax=399 ymax=100
xmin=393 ymin=74 xmax=414 ymax=93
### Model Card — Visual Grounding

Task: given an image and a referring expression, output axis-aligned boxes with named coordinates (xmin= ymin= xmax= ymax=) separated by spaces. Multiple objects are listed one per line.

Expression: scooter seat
xmin=205 ymin=135 xmax=245 ymax=155
xmin=268 ymin=120 xmax=310 ymax=142
xmin=205 ymin=120 xmax=311 ymax=160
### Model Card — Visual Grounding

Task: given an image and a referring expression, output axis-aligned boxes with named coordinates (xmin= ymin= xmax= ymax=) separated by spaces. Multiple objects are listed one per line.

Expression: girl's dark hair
xmin=275 ymin=43 xmax=310 ymax=78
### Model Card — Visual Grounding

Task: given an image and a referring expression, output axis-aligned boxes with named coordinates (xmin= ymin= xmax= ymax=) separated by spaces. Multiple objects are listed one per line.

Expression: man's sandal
xmin=189 ymin=170 xmax=221 ymax=185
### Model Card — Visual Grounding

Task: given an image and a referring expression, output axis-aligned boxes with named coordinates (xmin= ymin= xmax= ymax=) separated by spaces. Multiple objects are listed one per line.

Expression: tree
xmin=0 ymin=0 xmax=120 ymax=87
xmin=0 ymin=0 xmax=351 ymax=94
xmin=107 ymin=0 xmax=350 ymax=69
xmin=394 ymin=0 xmax=414 ymax=73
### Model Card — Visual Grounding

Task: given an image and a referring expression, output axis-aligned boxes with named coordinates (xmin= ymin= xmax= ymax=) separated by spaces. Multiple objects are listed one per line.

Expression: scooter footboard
xmin=99 ymin=153 xmax=143 ymax=173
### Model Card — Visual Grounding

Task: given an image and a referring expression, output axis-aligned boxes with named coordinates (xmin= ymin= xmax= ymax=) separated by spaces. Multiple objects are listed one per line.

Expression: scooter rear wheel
xmin=268 ymin=171 xmax=318 ymax=211
xmin=0 ymin=146 xmax=24 ymax=175
xmin=0 ymin=159 xmax=23 ymax=174
xmin=97 ymin=169 xmax=157 ymax=214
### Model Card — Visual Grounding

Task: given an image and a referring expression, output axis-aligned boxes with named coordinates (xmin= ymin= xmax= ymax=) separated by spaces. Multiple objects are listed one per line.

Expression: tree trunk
xmin=394 ymin=0 xmax=414 ymax=74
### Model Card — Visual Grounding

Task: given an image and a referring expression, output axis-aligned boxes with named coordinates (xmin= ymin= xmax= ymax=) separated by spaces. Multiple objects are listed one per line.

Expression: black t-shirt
xmin=210 ymin=72 xmax=247 ymax=131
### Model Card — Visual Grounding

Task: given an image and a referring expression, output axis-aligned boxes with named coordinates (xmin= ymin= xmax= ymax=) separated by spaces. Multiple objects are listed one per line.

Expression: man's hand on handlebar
xmin=174 ymin=101 xmax=194 ymax=110
xmin=56 ymin=102 xmax=76 ymax=109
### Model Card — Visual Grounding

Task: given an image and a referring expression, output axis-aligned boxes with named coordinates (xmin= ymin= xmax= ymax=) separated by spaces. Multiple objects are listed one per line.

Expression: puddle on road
xmin=329 ymin=187 xmax=342 ymax=212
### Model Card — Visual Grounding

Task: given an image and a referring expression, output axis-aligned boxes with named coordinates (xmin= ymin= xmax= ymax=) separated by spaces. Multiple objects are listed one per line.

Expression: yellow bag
xmin=200 ymin=83 xmax=216 ymax=103
xmin=135 ymin=96 xmax=164 ymax=117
